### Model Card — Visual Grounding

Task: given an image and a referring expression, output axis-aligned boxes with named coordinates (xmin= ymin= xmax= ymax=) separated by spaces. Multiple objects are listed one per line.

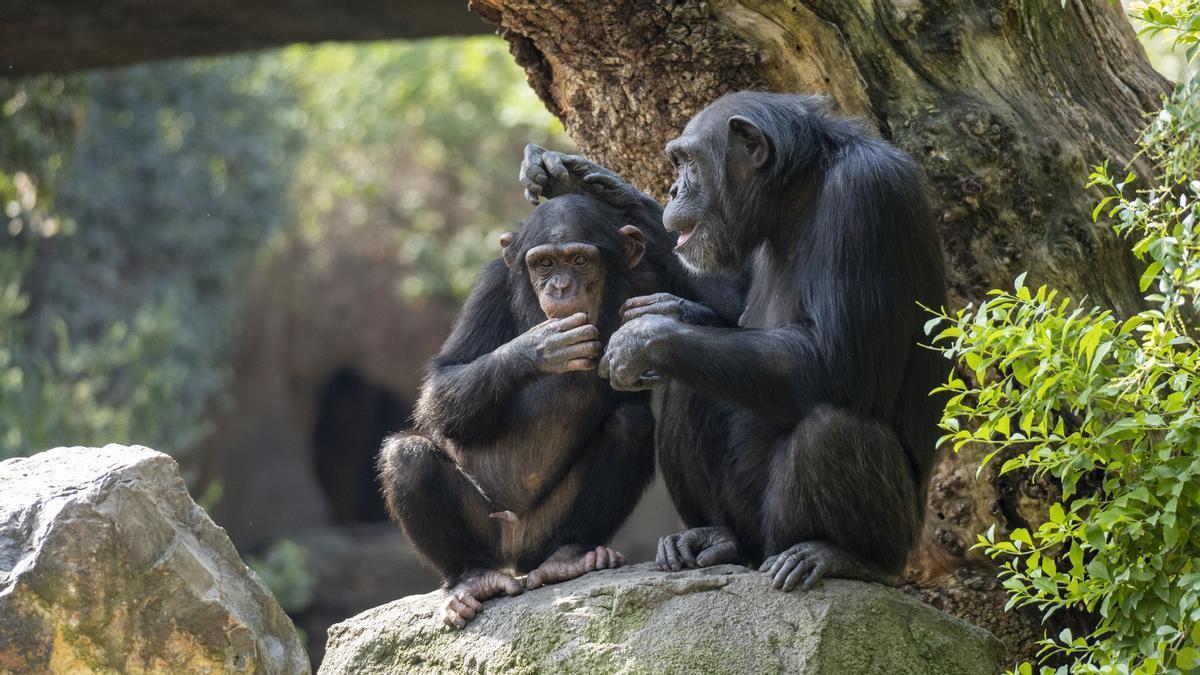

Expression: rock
xmin=0 ymin=444 xmax=309 ymax=674
xmin=320 ymin=562 xmax=1004 ymax=674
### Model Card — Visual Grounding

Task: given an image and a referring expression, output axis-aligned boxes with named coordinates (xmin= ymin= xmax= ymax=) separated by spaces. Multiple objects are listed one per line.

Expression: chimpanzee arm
xmin=601 ymin=318 xmax=830 ymax=422
xmin=417 ymin=261 xmax=601 ymax=445
xmin=520 ymin=144 xmax=663 ymax=228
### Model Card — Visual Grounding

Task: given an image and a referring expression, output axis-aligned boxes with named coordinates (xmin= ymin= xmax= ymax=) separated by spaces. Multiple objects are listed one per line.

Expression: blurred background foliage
xmin=0 ymin=37 xmax=569 ymax=465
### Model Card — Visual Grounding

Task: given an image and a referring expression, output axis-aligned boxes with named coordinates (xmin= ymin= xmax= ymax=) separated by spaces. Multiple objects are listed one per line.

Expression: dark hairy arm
xmin=600 ymin=315 xmax=826 ymax=422
xmin=520 ymin=144 xmax=664 ymax=232
xmin=417 ymin=261 xmax=601 ymax=444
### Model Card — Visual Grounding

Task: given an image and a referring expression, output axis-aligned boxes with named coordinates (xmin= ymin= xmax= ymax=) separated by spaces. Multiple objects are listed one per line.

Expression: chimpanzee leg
xmin=377 ymin=433 xmax=522 ymax=627
xmin=757 ymin=405 xmax=920 ymax=591
xmin=524 ymin=401 xmax=655 ymax=589
xmin=654 ymin=384 xmax=732 ymax=528
xmin=654 ymin=384 xmax=747 ymax=571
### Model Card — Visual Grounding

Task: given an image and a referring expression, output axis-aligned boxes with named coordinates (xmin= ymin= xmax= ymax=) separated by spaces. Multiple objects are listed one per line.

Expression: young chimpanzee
xmin=522 ymin=92 xmax=947 ymax=592
xmin=379 ymin=193 xmax=710 ymax=628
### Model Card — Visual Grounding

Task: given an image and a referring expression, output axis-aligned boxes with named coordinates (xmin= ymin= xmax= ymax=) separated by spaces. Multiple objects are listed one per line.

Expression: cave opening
xmin=312 ymin=367 xmax=411 ymax=524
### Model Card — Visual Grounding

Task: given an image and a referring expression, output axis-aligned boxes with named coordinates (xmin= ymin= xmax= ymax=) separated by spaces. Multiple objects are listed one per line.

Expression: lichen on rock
xmin=0 ymin=444 xmax=309 ymax=674
xmin=320 ymin=562 xmax=1003 ymax=674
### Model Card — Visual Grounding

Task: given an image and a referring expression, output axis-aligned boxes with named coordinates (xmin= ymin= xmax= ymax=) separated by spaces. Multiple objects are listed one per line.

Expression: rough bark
xmin=470 ymin=0 xmax=1171 ymax=661
xmin=0 ymin=0 xmax=489 ymax=77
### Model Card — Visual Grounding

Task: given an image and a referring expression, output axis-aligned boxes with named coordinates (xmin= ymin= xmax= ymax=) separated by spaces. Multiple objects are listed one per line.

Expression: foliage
xmin=0 ymin=37 xmax=565 ymax=464
xmin=927 ymin=3 xmax=1200 ymax=672
xmin=0 ymin=59 xmax=303 ymax=463
xmin=246 ymin=539 xmax=317 ymax=614
xmin=278 ymin=38 xmax=569 ymax=300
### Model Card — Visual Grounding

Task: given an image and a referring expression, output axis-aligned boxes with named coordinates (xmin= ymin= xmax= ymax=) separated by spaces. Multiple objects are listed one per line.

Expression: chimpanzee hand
xmin=621 ymin=293 xmax=720 ymax=327
xmin=597 ymin=314 xmax=677 ymax=391
xmin=507 ymin=312 xmax=603 ymax=374
xmin=520 ymin=144 xmax=644 ymax=210
xmin=657 ymin=526 xmax=742 ymax=571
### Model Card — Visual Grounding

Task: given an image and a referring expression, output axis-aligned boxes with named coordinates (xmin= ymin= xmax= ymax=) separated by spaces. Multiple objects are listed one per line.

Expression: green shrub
xmin=927 ymin=3 xmax=1200 ymax=672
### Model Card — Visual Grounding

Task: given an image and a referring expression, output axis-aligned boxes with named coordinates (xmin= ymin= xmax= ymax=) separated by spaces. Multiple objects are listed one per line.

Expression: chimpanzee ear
xmin=728 ymin=115 xmax=771 ymax=170
xmin=618 ymin=225 xmax=646 ymax=269
xmin=499 ymin=232 xmax=516 ymax=268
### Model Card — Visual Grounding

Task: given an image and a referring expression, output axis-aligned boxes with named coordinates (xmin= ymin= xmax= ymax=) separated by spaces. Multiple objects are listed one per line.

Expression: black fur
xmin=377 ymin=193 xmax=723 ymax=584
xmin=612 ymin=92 xmax=947 ymax=583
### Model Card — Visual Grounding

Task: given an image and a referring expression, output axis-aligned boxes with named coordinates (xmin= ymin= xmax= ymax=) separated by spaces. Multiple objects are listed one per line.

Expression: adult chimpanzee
xmin=521 ymin=92 xmax=946 ymax=592
xmin=378 ymin=192 xmax=727 ymax=628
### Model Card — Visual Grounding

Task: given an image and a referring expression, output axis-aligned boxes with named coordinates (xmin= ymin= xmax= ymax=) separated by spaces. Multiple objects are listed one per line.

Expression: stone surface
xmin=0 ymin=444 xmax=309 ymax=674
xmin=320 ymin=563 xmax=1004 ymax=675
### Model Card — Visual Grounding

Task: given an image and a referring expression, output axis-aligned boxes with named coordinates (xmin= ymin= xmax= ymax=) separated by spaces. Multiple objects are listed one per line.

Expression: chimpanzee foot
xmin=441 ymin=568 xmax=523 ymax=629
xmin=656 ymin=526 xmax=741 ymax=571
xmin=758 ymin=541 xmax=896 ymax=592
xmin=526 ymin=544 xmax=626 ymax=590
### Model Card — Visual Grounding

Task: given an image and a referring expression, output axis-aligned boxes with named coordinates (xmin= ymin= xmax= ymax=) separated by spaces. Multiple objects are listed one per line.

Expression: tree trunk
xmin=471 ymin=0 xmax=1170 ymax=660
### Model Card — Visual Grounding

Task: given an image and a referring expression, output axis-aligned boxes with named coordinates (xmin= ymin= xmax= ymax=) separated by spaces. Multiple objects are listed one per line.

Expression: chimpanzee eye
xmin=571 ymin=255 xmax=588 ymax=266
xmin=537 ymin=258 xmax=553 ymax=269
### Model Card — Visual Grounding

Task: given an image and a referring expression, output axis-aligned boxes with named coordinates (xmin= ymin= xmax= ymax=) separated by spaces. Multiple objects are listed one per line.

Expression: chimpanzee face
xmin=523 ymin=240 xmax=607 ymax=322
xmin=500 ymin=197 xmax=646 ymax=326
xmin=663 ymin=101 xmax=773 ymax=273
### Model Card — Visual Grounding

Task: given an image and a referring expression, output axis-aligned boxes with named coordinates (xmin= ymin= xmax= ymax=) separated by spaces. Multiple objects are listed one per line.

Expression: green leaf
xmin=1179 ymin=646 xmax=1198 ymax=670
xmin=1049 ymin=503 xmax=1065 ymax=524
xmin=1140 ymin=260 xmax=1165 ymax=292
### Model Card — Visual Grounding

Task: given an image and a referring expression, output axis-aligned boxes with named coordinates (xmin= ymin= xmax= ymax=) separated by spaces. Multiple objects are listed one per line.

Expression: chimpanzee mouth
xmin=676 ymin=222 xmax=698 ymax=249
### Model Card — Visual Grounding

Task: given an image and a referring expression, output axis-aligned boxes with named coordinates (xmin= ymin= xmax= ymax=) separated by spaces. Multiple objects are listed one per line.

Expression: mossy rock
xmin=320 ymin=563 xmax=1002 ymax=674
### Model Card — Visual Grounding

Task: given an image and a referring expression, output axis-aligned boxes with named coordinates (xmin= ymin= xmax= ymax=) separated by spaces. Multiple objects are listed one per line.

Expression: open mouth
xmin=675 ymin=222 xmax=697 ymax=249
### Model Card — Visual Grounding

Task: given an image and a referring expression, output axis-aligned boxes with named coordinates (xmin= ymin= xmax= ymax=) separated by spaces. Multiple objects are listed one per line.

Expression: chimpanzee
xmin=521 ymin=92 xmax=947 ymax=592
xmin=378 ymin=192 xmax=729 ymax=628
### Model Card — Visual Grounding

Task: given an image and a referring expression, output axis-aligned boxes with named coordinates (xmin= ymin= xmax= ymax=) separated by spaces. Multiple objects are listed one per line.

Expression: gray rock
xmin=0 ymin=444 xmax=309 ymax=674
xmin=321 ymin=562 xmax=1003 ymax=674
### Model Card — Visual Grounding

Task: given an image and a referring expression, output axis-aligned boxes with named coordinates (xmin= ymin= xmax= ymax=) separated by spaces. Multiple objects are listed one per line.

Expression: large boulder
xmin=321 ymin=562 xmax=1004 ymax=674
xmin=0 ymin=444 xmax=309 ymax=674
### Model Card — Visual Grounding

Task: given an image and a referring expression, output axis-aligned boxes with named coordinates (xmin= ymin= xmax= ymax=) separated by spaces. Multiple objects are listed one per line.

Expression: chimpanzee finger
xmin=621 ymin=303 xmax=676 ymax=324
xmin=663 ymin=537 xmax=682 ymax=571
xmin=524 ymin=188 xmax=539 ymax=204
xmin=560 ymin=154 xmax=599 ymax=175
xmin=597 ymin=353 xmax=612 ymax=380
xmin=696 ymin=543 xmax=733 ymax=567
xmin=556 ymin=323 xmax=600 ymax=344
xmin=782 ymin=559 xmax=817 ymax=592
xmin=677 ymin=537 xmax=697 ymax=568
xmin=442 ymin=605 xmax=467 ymax=628
xmin=657 ymin=535 xmax=676 ymax=566
xmin=523 ymin=143 xmax=546 ymax=168
xmin=560 ymin=340 xmax=602 ymax=360
xmin=614 ymin=550 xmax=626 ymax=566
xmin=800 ymin=562 xmax=828 ymax=591
xmin=758 ymin=554 xmax=779 ymax=573
xmin=543 ymin=152 xmax=570 ymax=182
xmin=460 ymin=594 xmax=483 ymax=612
xmin=582 ymin=172 xmax=618 ymax=189
xmin=595 ymin=546 xmax=610 ymax=569
xmin=448 ymin=597 xmax=477 ymax=620
xmin=767 ymin=552 xmax=792 ymax=580
xmin=772 ymin=558 xmax=798 ymax=589
xmin=561 ymin=358 xmax=598 ymax=372
xmin=621 ymin=293 xmax=669 ymax=311
xmin=521 ymin=163 xmax=548 ymax=190
xmin=552 ymin=312 xmax=590 ymax=332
